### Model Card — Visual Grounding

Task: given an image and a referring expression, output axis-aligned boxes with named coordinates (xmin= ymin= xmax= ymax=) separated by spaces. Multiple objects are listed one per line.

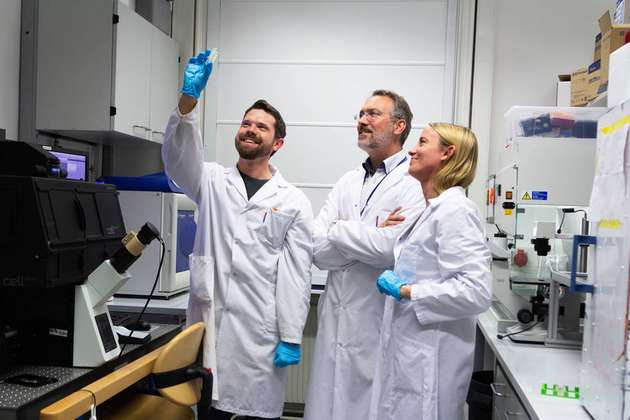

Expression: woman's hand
xmin=379 ymin=207 xmax=405 ymax=228
xmin=376 ymin=270 xmax=407 ymax=301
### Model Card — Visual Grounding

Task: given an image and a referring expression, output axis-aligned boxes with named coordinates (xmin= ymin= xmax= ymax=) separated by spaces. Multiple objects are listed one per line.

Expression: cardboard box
xmin=557 ymin=74 xmax=571 ymax=106
xmin=594 ymin=32 xmax=602 ymax=61
xmin=571 ymin=67 xmax=589 ymax=106
xmin=570 ymin=63 xmax=601 ymax=107
xmin=586 ymin=60 xmax=602 ymax=100
xmin=598 ymin=10 xmax=630 ymax=90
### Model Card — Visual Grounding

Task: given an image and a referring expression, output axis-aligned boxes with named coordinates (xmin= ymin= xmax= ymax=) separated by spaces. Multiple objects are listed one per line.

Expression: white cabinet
xmin=115 ymin=2 xmax=179 ymax=143
xmin=492 ymin=363 xmax=531 ymax=420
xmin=148 ymin=24 xmax=180 ymax=143
xmin=114 ymin=2 xmax=152 ymax=140
xmin=25 ymin=0 xmax=179 ymax=145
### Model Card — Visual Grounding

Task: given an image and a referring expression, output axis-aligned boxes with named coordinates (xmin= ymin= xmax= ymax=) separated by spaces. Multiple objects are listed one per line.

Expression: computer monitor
xmin=115 ymin=191 xmax=197 ymax=298
xmin=176 ymin=209 xmax=196 ymax=273
xmin=42 ymin=146 xmax=88 ymax=181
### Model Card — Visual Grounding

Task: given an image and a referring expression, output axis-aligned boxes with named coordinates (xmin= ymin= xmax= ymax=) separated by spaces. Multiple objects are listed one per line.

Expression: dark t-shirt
xmin=239 ymin=169 xmax=269 ymax=199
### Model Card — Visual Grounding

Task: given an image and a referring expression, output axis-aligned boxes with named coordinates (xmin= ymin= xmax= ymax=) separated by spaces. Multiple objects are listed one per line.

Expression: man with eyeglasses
xmin=303 ymin=90 xmax=426 ymax=420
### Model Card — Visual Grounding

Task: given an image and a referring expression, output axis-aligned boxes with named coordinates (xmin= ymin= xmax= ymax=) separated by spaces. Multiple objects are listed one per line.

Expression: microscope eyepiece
xmin=137 ymin=222 xmax=160 ymax=245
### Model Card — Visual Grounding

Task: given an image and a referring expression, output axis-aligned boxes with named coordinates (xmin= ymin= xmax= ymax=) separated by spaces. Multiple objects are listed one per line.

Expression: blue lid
xmin=98 ymin=172 xmax=184 ymax=193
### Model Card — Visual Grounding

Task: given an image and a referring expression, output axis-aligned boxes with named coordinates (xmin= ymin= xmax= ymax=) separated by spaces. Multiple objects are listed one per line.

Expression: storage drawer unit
xmin=492 ymin=362 xmax=531 ymax=420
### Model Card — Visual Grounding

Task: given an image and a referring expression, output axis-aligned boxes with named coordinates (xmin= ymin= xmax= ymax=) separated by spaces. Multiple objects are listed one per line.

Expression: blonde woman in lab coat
xmin=371 ymin=123 xmax=492 ymax=420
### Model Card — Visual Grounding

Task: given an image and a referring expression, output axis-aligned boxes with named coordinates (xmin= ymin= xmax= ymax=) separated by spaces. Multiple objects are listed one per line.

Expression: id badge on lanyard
xmin=359 ymin=156 xmax=407 ymax=217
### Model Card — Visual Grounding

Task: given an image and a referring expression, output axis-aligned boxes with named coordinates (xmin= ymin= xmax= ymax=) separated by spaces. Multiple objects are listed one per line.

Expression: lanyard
xmin=360 ymin=156 xmax=407 ymax=217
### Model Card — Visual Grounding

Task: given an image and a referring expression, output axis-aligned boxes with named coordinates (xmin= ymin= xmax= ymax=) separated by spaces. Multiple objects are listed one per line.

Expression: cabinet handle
xmin=490 ymin=382 xmax=507 ymax=397
xmin=132 ymin=125 xmax=151 ymax=131
xmin=504 ymin=411 xmax=527 ymax=419
xmin=152 ymin=130 xmax=165 ymax=136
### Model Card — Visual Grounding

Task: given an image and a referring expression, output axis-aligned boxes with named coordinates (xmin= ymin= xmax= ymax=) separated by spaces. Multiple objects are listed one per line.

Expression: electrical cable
xmin=557 ymin=208 xmax=586 ymax=234
xmin=557 ymin=211 xmax=567 ymax=234
xmin=79 ymin=388 xmax=97 ymax=420
xmin=496 ymin=320 xmax=542 ymax=341
xmin=118 ymin=237 xmax=165 ymax=360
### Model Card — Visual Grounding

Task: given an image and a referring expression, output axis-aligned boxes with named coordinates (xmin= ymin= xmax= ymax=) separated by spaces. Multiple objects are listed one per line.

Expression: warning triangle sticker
xmin=522 ymin=192 xmax=531 ymax=200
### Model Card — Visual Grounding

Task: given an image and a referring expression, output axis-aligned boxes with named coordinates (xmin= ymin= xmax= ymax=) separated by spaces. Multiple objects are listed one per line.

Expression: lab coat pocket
xmin=390 ymin=337 xmax=436 ymax=419
xmin=396 ymin=244 xmax=420 ymax=282
xmin=257 ymin=209 xmax=295 ymax=249
xmin=189 ymin=255 xmax=215 ymax=303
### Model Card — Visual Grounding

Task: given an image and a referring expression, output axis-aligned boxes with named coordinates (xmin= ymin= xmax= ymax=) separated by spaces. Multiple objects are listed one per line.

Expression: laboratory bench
xmin=0 ymin=323 xmax=181 ymax=420
xmin=476 ymin=309 xmax=591 ymax=420
xmin=109 ymin=293 xmax=189 ymax=325
xmin=109 ymin=286 xmax=325 ymax=322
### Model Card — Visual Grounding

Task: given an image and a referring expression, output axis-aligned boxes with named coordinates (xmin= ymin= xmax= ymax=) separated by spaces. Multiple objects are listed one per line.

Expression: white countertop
xmin=477 ymin=310 xmax=592 ymax=420
xmin=109 ymin=293 xmax=189 ymax=314
xmin=109 ymin=287 xmax=323 ymax=314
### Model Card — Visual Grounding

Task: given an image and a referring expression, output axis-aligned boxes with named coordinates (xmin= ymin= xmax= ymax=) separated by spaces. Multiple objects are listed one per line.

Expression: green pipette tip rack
xmin=540 ymin=383 xmax=580 ymax=399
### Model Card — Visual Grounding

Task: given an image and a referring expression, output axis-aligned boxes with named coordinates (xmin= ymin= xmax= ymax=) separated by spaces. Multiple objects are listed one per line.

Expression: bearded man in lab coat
xmin=303 ymin=90 xmax=425 ymax=420
xmin=162 ymin=51 xmax=313 ymax=420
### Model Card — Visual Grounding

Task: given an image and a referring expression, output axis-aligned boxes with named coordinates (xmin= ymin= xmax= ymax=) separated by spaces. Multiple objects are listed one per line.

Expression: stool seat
xmin=101 ymin=393 xmax=194 ymax=420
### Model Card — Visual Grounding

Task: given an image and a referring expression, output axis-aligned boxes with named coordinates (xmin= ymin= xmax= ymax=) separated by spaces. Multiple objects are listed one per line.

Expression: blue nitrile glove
xmin=273 ymin=341 xmax=301 ymax=368
xmin=181 ymin=50 xmax=214 ymax=99
xmin=376 ymin=270 xmax=406 ymax=301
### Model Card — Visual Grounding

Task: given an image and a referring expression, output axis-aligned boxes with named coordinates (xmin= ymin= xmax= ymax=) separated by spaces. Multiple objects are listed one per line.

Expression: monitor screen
xmin=176 ymin=209 xmax=196 ymax=273
xmin=48 ymin=149 xmax=88 ymax=181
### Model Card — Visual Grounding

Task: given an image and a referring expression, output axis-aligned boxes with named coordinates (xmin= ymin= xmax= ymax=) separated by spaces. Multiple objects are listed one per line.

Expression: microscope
xmin=0 ymin=141 xmax=159 ymax=369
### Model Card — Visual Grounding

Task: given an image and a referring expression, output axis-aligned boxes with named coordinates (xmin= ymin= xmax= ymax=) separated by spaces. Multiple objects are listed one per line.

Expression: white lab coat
xmin=368 ymin=186 xmax=492 ymax=420
xmin=304 ymin=152 xmax=425 ymax=420
xmin=162 ymin=108 xmax=313 ymax=418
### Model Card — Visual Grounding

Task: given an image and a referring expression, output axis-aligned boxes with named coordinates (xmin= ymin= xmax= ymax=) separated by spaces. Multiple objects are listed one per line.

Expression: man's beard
xmin=235 ymin=133 xmax=274 ymax=160
xmin=358 ymin=129 xmax=392 ymax=152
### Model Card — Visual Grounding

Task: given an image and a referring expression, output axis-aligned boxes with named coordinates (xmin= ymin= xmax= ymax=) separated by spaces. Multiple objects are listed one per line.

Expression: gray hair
xmin=371 ymin=89 xmax=413 ymax=145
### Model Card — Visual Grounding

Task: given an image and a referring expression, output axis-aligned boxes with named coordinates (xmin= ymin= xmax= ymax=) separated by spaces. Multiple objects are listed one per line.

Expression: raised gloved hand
xmin=181 ymin=50 xmax=215 ymax=99
xmin=376 ymin=270 xmax=406 ymax=301
xmin=273 ymin=341 xmax=301 ymax=368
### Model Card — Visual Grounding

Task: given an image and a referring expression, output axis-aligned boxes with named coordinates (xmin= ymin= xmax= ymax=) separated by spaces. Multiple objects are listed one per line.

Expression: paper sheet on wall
xmin=582 ymin=100 xmax=630 ymax=420
xmin=589 ymin=104 xmax=630 ymax=222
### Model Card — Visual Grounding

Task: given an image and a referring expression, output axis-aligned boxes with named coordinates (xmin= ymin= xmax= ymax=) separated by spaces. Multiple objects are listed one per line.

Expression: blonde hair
xmin=429 ymin=122 xmax=478 ymax=195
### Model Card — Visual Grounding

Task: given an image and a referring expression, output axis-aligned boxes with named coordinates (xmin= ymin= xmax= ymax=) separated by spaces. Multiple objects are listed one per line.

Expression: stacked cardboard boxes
xmin=570 ymin=62 xmax=601 ymax=107
xmin=598 ymin=10 xmax=630 ymax=91
xmin=568 ymin=10 xmax=630 ymax=106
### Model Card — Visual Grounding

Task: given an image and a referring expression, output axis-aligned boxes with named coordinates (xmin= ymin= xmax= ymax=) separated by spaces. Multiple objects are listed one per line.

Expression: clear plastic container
xmin=504 ymin=106 xmax=608 ymax=142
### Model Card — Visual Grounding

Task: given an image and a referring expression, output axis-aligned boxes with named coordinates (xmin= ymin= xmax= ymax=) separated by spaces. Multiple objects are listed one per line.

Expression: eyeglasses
xmin=354 ymin=109 xmax=385 ymax=122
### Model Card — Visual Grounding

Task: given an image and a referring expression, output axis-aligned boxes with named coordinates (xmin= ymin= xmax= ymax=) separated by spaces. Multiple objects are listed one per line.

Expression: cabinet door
xmin=149 ymin=29 xmax=180 ymax=143
xmin=493 ymin=363 xmax=531 ymax=420
xmin=35 ymin=0 xmax=114 ymax=132
xmin=114 ymin=2 xmax=152 ymax=139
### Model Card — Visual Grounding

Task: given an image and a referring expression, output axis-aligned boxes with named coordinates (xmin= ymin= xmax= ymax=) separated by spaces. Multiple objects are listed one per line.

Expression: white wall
xmin=205 ymin=0 xmax=458 ymax=205
xmin=480 ymin=0 xmax=612 ymax=176
xmin=0 ymin=0 xmax=21 ymax=139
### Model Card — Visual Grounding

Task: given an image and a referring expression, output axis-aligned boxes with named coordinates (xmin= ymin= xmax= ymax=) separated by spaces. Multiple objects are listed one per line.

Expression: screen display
xmin=176 ymin=210 xmax=196 ymax=273
xmin=95 ymin=313 xmax=117 ymax=353
xmin=50 ymin=150 xmax=87 ymax=180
